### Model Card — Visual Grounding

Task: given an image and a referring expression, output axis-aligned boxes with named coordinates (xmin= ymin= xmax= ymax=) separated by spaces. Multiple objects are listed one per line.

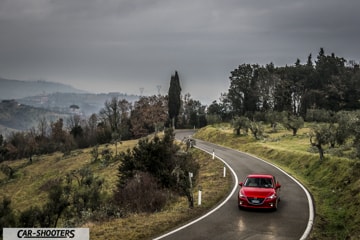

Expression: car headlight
xmin=239 ymin=191 xmax=246 ymax=198
xmin=267 ymin=193 xmax=277 ymax=200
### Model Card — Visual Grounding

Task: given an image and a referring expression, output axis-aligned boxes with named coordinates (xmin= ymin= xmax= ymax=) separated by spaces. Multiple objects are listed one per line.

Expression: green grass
xmin=194 ymin=124 xmax=360 ymax=240
xmin=0 ymin=139 xmax=232 ymax=240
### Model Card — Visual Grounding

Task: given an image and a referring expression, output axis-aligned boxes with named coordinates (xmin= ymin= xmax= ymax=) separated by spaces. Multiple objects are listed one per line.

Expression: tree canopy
xmin=225 ymin=48 xmax=360 ymax=119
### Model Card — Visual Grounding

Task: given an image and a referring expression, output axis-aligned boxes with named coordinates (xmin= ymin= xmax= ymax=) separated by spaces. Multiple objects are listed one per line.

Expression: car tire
xmin=273 ymin=199 xmax=279 ymax=211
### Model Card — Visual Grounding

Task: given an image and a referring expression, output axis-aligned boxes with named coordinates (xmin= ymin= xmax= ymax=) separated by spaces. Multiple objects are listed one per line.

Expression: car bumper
xmin=238 ymin=197 xmax=278 ymax=209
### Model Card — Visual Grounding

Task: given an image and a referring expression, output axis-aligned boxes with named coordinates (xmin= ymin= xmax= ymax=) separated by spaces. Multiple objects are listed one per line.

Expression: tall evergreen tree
xmin=314 ymin=49 xmax=347 ymax=111
xmin=168 ymin=71 xmax=182 ymax=128
xmin=228 ymin=64 xmax=259 ymax=116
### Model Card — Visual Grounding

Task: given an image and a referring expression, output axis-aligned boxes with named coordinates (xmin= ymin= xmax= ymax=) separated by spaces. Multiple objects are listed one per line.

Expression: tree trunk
xmin=310 ymin=136 xmax=324 ymax=161
xmin=316 ymin=144 xmax=324 ymax=161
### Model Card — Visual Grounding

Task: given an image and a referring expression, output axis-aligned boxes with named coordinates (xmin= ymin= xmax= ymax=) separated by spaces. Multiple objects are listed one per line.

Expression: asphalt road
xmin=154 ymin=130 xmax=313 ymax=240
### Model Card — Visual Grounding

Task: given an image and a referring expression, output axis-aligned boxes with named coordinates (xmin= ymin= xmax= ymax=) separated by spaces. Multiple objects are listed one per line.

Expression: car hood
xmin=241 ymin=187 xmax=275 ymax=198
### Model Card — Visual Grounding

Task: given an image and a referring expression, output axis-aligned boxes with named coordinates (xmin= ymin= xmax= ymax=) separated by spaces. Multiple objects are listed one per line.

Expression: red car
xmin=238 ymin=174 xmax=281 ymax=210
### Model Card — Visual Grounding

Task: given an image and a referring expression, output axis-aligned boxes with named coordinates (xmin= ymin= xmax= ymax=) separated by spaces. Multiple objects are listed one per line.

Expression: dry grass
xmin=88 ymin=148 xmax=232 ymax=240
xmin=0 ymin=140 xmax=139 ymax=210
xmin=0 ymin=138 xmax=232 ymax=240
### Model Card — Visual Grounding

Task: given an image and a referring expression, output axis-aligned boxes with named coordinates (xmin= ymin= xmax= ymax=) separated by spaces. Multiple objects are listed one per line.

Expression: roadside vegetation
xmin=0 ymin=130 xmax=232 ymax=240
xmin=195 ymin=123 xmax=360 ymax=240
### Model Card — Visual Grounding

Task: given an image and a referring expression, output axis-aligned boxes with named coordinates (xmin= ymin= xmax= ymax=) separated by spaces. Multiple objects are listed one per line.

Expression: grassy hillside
xmin=0 ymin=138 xmax=232 ymax=240
xmin=194 ymin=124 xmax=360 ymax=240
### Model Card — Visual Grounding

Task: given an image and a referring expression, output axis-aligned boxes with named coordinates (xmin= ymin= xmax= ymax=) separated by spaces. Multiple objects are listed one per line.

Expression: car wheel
xmin=273 ymin=199 xmax=279 ymax=211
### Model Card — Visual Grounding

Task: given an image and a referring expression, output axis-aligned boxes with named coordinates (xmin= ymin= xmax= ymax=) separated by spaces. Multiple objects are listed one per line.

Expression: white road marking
xmin=154 ymin=139 xmax=314 ymax=240
xmin=153 ymin=145 xmax=238 ymax=240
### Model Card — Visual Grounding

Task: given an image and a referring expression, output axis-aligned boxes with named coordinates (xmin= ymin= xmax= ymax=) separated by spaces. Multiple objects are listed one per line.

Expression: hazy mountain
xmin=18 ymin=92 xmax=140 ymax=116
xmin=0 ymin=77 xmax=140 ymax=115
xmin=1 ymin=92 xmax=140 ymax=134
xmin=0 ymin=78 xmax=143 ymax=135
xmin=0 ymin=99 xmax=70 ymax=133
xmin=0 ymin=77 xmax=86 ymax=100
xmin=0 ymin=78 xmax=141 ymax=133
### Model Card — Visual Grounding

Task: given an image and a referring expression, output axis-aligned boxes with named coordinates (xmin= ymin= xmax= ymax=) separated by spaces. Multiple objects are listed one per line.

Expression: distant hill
xmin=0 ymin=77 xmax=86 ymax=100
xmin=0 ymin=100 xmax=69 ymax=133
xmin=0 ymin=77 xmax=140 ymax=117
xmin=18 ymin=92 xmax=140 ymax=116
xmin=0 ymin=92 xmax=140 ymax=133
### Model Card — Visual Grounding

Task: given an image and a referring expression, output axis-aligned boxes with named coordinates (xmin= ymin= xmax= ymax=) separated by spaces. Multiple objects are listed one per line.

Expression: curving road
xmin=154 ymin=130 xmax=313 ymax=240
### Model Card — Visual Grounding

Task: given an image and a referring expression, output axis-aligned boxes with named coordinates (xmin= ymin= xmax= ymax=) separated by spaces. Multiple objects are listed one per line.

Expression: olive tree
xmin=309 ymin=124 xmax=332 ymax=161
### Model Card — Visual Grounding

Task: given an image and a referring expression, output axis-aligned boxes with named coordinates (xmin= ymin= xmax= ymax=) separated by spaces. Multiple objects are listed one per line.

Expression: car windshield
xmin=244 ymin=177 xmax=273 ymax=188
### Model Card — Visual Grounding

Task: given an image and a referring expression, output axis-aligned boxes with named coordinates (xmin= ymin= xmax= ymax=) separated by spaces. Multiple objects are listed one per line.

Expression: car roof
xmin=246 ymin=174 xmax=274 ymax=178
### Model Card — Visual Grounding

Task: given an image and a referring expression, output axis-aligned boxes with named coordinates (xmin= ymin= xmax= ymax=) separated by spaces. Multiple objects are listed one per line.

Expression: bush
xmin=114 ymin=171 xmax=167 ymax=213
xmin=0 ymin=164 xmax=14 ymax=179
xmin=18 ymin=206 xmax=42 ymax=227
xmin=0 ymin=197 xmax=17 ymax=237
xmin=116 ymin=128 xmax=200 ymax=208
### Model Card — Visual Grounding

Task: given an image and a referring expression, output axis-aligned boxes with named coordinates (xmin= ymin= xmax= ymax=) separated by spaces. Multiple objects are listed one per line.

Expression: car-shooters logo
xmin=3 ymin=228 xmax=89 ymax=240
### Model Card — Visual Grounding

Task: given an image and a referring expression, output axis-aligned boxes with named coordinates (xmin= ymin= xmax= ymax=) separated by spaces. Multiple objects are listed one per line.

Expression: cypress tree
xmin=168 ymin=71 xmax=181 ymax=128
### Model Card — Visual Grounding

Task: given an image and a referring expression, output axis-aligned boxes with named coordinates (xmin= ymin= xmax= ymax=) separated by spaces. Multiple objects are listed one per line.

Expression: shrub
xmin=114 ymin=171 xmax=167 ymax=213
xmin=0 ymin=197 xmax=17 ymax=237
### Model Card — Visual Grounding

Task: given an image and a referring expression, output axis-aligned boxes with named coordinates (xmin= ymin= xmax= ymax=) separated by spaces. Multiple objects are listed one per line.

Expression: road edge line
xmin=153 ymin=145 xmax=238 ymax=240
xmin=231 ymin=149 xmax=315 ymax=240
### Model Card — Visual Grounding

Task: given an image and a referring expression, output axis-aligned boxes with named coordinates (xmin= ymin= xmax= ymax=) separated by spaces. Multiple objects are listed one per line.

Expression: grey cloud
xmin=0 ymin=0 xmax=359 ymax=104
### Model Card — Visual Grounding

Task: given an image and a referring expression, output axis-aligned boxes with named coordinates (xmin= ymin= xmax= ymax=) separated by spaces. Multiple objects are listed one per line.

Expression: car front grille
xmin=247 ymin=197 xmax=265 ymax=205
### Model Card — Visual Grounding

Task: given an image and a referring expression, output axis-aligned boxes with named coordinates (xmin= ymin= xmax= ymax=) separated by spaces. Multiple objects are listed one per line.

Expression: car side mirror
xmin=276 ymin=183 xmax=281 ymax=189
xmin=239 ymin=182 xmax=243 ymax=187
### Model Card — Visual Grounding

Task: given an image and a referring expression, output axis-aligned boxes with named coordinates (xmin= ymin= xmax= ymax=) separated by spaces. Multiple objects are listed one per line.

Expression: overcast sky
xmin=1 ymin=0 xmax=359 ymax=104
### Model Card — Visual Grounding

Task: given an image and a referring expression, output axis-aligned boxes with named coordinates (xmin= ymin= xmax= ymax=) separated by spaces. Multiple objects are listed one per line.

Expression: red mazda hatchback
xmin=238 ymin=174 xmax=281 ymax=210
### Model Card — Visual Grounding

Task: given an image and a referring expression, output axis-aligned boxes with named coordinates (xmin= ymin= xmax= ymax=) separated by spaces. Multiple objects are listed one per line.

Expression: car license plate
xmin=252 ymin=199 xmax=260 ymax=204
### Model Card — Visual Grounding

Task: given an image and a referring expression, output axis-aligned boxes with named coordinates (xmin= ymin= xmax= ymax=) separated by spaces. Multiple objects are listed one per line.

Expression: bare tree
xmin=37 ymin=117 xmax=49 ymax=138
